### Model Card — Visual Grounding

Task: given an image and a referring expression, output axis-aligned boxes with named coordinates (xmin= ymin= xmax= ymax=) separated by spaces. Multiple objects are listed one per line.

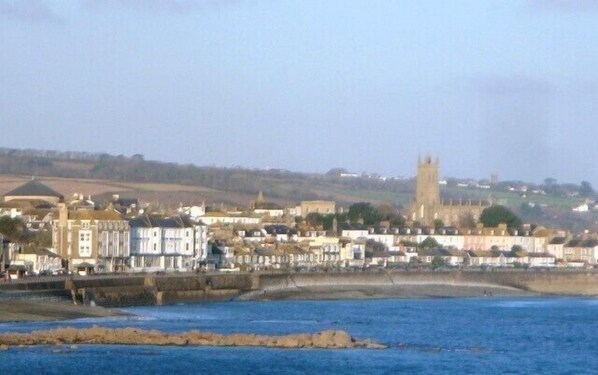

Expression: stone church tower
xmin=409 ymin=156 xmax=490 ymax=227
xmin=413 ymin=156 xmax=440 ymax=226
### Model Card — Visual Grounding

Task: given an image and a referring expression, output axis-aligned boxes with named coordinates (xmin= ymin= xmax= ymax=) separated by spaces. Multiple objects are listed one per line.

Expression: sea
xmin=0 ymin=297 xmax=597 ymax=374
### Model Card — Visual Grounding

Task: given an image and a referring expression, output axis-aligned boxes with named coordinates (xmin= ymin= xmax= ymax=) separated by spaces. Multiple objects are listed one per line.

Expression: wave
xmin=396 ymin=342 xmax=492 ymax=354
xmin=488 ymin=298 xmax=571 ymax=308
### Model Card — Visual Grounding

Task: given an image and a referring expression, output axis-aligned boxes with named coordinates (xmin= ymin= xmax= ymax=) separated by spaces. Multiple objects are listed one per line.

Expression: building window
xmin=79 ymin=229 xmax=92 ymax=257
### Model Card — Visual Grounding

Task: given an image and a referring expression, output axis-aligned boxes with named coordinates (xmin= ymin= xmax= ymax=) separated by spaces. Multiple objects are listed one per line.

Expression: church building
xmin=409 ymin=156 xmax=490 ymax=227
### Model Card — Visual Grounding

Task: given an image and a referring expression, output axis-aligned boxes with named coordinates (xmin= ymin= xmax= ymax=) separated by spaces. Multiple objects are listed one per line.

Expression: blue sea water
xmin=1 ymin=297 xmax=597 ymax=374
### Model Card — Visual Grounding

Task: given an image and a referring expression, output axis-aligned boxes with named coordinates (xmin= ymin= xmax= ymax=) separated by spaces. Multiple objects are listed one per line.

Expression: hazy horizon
xmin=1 ymin=1 xmax=597 ymax=186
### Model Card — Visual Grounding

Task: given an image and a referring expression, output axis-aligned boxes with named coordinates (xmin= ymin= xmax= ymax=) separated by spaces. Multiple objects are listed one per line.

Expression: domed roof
xmin=3 ymin=179 xmax=64 ymax=200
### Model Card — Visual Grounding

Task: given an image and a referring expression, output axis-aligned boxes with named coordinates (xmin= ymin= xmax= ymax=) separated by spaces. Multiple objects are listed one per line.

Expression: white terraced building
xmin=129 ymin=215 xmax=207 ymax=272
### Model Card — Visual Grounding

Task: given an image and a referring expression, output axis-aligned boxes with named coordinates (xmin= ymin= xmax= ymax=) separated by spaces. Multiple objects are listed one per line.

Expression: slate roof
xmin=20 ymin=247 xmax=59 ymax=257
xmin=69 ymin=210 xmax=124 ymax=221
xmin=254 ymin=202 xmax=283 ymax=210
xmin=3 ymin=180 xmax=63 ymax=200
xmin=113 ymin=198 xmax=139 ymax=207
xmin=466 ymin=250 xmax=495 ymax=258
xmin=563 ymin=238 xmax=598 ymax=248
xmin=255 ymin=247 xmax=284 ymax=256
xmin=549 ymin=237 xmax=567 ymax=245
xmin=128 ymin=215 xmax=194 ymax=228
xmin=263 ymin=225 xmax=294 ymax=235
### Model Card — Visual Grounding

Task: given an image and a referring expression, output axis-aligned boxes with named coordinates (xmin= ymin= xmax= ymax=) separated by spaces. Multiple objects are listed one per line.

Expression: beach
xmin=0 ymin=300 xmax=126 ymax=323
xmin=240 ymin=283 xmax=537 ymax=301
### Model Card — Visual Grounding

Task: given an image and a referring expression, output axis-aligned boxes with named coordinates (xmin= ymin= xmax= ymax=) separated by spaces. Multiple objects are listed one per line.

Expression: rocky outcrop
xmin=0 ymin=327 xmax=386 ymax=349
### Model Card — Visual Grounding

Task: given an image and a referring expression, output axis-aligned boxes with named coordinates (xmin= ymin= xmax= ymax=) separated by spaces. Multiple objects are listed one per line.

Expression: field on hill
xmin=0 ymin=175 xmax=222 ymax=206
xmin=0 ymin=149 xmax=594 ymax=231
xmin=0 ymin=174 xmax=408 ymax=208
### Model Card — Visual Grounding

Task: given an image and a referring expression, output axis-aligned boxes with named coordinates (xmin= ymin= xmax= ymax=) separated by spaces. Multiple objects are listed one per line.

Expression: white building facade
xmin=129 ymin=215 xmax=207 ymax=272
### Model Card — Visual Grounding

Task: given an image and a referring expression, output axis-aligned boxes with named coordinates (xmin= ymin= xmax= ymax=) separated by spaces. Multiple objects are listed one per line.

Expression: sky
xmin=1 ymin=0 xmax=597 ymax=185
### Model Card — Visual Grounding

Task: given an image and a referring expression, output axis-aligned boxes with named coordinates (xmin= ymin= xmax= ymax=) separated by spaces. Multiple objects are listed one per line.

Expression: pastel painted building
xmin=52 ymin=204 xmax=130 ymax=273
xmin=563 ymin=239 xmax=598 ymax=264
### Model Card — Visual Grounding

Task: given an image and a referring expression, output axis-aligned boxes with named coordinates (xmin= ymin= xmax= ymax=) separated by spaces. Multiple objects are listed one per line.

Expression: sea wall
xmin=1 ymin=270 xmax=597 ymax=306
xmin=255 ymin=270 xmax=598 ymax=296
xmin=75 ymin=273 xmax=255 ymax=306
xmin=0 ymin=278 xmax=71 ymax=302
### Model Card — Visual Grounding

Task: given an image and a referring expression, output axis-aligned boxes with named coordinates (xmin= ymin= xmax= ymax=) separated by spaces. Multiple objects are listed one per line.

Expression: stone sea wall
xmin=259 ymin=270 xmax=598 ymax=296
xmin=1 ymin=270 xmax=597 ymax=306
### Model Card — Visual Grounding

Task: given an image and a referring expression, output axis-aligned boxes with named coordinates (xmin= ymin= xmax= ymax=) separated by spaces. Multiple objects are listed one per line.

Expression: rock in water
xmin=0 ymin=327 xmax=387 ymax=349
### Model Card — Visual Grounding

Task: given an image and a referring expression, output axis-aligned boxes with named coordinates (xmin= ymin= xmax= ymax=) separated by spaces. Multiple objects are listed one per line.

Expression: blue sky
xmin=1 ymin=0 xmax=597 ymax=185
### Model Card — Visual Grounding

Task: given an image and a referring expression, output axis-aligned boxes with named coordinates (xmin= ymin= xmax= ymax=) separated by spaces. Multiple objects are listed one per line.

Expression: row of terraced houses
xmin=1 ymin=179 xmax=598 ymax=278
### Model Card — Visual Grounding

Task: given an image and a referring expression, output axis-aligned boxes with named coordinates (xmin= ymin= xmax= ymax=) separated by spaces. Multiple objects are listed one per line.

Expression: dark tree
xmin=326 ymin=168 xmax=349 ymax=176
xmin=579 ymin=181 xmax=594 ymax=198
xmin=322 ymin=214 xmax=337 ymax=231
xmin=348 ymin=202 xmax=381 ymax=225
xmin=305 ymin=213 xmax=324 ymax=228
xmin=458 ymin=213 xmax=476 ymax=229
xmin=490 ymin=245 xmax=502 ymax=256
xmin=433 ymin=219 xmax=444 ymax=229
xmin=365 ymin=239 xmax=387 ymax=254
xmin=377 ymin=204 xmax=405 ymax=226
xmin=510 ymin=245 xmax=527 ymax=257
xmin=419 ymin=236 xmax=440 ymax=249
xmin=0 ymin=216 xmax=25 ymax=242
xmin=479 ymin=205 xmax=522 ymax=229
xmin=543 ymin=177 xmax=557 ymax=195
xmin=34 ymin=230 xmax=52 ymax=247
xmin=431 ymin=255 xmax=446 ymax=269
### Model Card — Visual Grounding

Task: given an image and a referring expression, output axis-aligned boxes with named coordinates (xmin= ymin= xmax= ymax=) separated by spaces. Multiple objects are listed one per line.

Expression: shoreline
xmin=0 ymin=284 xmax=540 ymax=323
xmin=0 ymin=300 xmax=127 ymax=323
xmin=238 ymin=284 xmax=538 ymax=301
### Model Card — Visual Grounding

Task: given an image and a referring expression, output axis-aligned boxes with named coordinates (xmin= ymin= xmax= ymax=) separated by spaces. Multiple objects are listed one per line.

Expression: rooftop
xmin=3 ymin=180 xmax=64 ymax=200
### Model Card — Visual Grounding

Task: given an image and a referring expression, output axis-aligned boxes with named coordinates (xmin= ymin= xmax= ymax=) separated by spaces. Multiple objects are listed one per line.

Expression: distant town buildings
xmin=129 ymin=215 xmax=207 ymax=272
xmin=300 ymin=200 xmax=336 ymax=217
xmin=52 ymin=203 xmax=130 ymax=274
xmin=1 ymin=161 xmax=598 ymax=279
xmin=3 ymin=179 xmax=64 ymax=205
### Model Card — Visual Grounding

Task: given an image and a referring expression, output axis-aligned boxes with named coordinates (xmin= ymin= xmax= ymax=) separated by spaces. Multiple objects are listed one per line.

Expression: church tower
xmin=412 ymin=156 xmax=440 ymax=225
xmin=410 ymin=156 xmax=489 ymax=227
